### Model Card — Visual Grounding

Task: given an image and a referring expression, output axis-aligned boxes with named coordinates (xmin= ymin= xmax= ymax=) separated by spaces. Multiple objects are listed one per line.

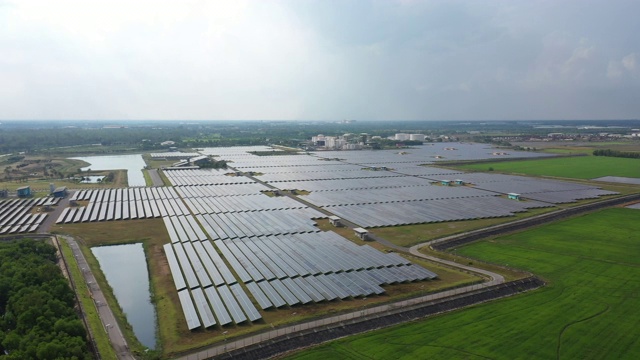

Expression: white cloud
xmin=1 ymin=0 xmax=640 ymax=120
xmin=607 ymin=53 xmax=639 ymax=80
xmin=622 ymin=53 xmax=637 ymax=72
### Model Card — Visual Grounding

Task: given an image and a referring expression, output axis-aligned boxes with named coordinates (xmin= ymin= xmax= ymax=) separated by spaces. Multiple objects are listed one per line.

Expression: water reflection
xmin=92 ymin=243 xmax=156 ymax=349
xmin=72 ymin=154 xmax=146 ymax=187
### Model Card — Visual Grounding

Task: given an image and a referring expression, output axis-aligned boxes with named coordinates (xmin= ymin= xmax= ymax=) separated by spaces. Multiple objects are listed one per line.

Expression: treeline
xmin=593 ymin=149 xmax=640 ymax=159
xmin=197 ymin=158 xmax=228 ymax=169
xmin=0 ymin=240 xmax=90 ymax=359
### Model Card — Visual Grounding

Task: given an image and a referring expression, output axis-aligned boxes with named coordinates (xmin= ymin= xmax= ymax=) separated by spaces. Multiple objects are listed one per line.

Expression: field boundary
xmin=430 ymin=193 xmax=640 ymax=251
xmin=205 ymin=277 xmax=544 ymax=360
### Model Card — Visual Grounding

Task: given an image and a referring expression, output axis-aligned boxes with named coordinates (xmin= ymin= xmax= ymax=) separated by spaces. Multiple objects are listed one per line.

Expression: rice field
xmin=457 ymin=156 xmax=640 ymax=179
xmin=284 ymin=208 xmax=640 ymax=359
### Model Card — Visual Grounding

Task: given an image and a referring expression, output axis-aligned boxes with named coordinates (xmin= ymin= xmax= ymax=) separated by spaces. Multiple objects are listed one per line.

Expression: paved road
xmin=148 ymin=169 xmax=164 ymax=186
xmin=61 ymin=235 xmax=135 ymax=360
xmin=38 ymin=191 xmax=73 ymax=233
xmin=175 ymin=278 xmax=503 ymax=360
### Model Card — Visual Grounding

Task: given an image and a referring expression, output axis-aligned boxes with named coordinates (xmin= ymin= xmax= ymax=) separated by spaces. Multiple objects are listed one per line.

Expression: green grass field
xmin=285 ymin=208 xmax=640 ymax=359
xmin=457 ymin=156 xmax=640 ymax=179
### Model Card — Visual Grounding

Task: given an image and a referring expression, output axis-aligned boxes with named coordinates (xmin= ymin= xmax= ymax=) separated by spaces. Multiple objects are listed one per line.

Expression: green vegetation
xmin=593 ymin=148 xmax=640 ymax=159
xmin=55 ymin=220 xmax=170 ymax=357
xmin=370 ymin=207 xmax=555 ymax=248
xmin=0 ymin=239 xmax=90 ymax=359
xmin=59 ymin=239 xmax=117 ymax=359
xmin=285 ymin=208 xmax=640 ymax=359
xmin=55 ymin=219 xmax=482 ymax=357
xmin=457 ymin=155 xmax=640 ymax=179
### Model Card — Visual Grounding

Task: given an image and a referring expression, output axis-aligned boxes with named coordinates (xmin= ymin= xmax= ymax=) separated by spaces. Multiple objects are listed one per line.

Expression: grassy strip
xmin=456 ymin=155 xmax=640 ymax=179
xmin=143 ymin=169 xmax=153 ymax=186
xmin=59 ymin=239 xmax=118 ymax=360
xmin=368 ymin=207 xmax=555 ymax=248
xmin=285 ymin=208 xmax=640 ymax=359
xmin=158 ymin=170 xmax=171 ymax=186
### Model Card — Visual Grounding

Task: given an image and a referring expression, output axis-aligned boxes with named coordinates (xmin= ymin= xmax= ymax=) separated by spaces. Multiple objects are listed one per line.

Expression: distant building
xmin=53 ymin=186 xmax=68 ymax=198
xmin=328 ymin=216 xmax=341 ymax=227
xmin=409 ymin=134 xmax=425 ymax=141
xmin=161 ymin=140 xmax=176 ymax=146
xmin=354 ymin=227 xmax=369 ymax=240
xmin=395 ymin=133 xmax=410 ymax=141
xmin=17 ymin=186 xmax=31 ymax=197
xmin=508 ymin=193 xmax=521 ymax=200
xmin=441 ymin=180 xmax=451 ymax=186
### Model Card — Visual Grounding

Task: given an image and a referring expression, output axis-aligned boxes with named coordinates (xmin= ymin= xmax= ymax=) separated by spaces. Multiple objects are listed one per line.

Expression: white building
xmin=395 ymin=133 xmax=410 ymax=141
xmin=409 ymin=134 xmax=425 ymax=141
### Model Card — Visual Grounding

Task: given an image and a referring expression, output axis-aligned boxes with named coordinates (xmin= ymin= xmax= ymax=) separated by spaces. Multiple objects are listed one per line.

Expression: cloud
xmin=607 ymin=53 xmax=639 ymax=80
xmin=622 ymin=53 xmax=638 ymax=72
xmin=1 ymin=0 xmax=640 ymax=120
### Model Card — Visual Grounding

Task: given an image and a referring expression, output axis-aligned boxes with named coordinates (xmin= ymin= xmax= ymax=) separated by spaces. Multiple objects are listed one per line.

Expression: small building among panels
xmin=53 ymin=186 xmax=68 ymax=198
xmin=354 ymin=227 xmax=369 ymax=240
xmin=16 ymin=186 xmax=31 ymax=197
xmin=508 ymin=193 xmax=521 ymax=200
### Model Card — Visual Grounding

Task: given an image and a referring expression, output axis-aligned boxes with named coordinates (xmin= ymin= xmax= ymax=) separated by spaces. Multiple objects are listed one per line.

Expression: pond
xmin=91 ymin=243 xmax=156 ymax=349
xmin=72 ymin=154 xmax=146 ymax=187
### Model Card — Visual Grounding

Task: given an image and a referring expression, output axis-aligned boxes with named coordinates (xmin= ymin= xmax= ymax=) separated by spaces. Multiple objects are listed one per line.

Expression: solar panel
xmin=217 ymin=285 xmax=247 ymax=324
xmin=281 ymin=278 xmax=312 ymax=304
xmin=257 ymin=280 xmax=287 ymax=308
xmin=202 ymin=241 xmax=237 ymax=285
xmin=230 ymin=284 xmax=262 ymax=322
xmin=163 ymin=244 xmax=186 ymax=291
xmin=304 ymin=275 xmax=337 ymax=301
xmin=269 ymin=279 xmax=300 ymax=306
xmin=292 ymin=277 xmax=324 ymax=302
xmin=182 ymin=242 xmax=212 ymax=288
xmin=191 ymin=287 xmax=216 ymax=328
xmin=203 ymin=286 xmax=232 ymax=326
xmin=192 ymin=242 xmax=224 ymax=286
xmin=172 ymin=243 xmax=199 ymax=289
xmin=245 ymin=282 xmax=273 ymax=310
xmin=178 ymin=289 xmax=200 ymax=330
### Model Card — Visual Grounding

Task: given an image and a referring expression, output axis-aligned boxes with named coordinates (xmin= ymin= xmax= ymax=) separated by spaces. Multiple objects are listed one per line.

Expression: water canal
xmin=91 ymin=243 xmax=157 ymax=349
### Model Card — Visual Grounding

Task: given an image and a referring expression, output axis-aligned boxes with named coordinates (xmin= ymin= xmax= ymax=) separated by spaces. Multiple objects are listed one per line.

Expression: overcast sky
xmin=1 ymin=0 xmax=639 ymax=121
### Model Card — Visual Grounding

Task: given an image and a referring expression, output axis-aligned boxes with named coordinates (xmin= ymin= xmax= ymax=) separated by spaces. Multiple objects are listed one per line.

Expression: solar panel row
xmin=198 ymin=209 xmax=324 ymax=240
xmin=325 ymin=196 xmax=553 ymax=227
xmin=0 ymin=198 xmax=47 ymax=234
xmin=56 ymin=195 xmax=189 ymax=224
xmin=181 ymin=193 xmax=305 ymax=214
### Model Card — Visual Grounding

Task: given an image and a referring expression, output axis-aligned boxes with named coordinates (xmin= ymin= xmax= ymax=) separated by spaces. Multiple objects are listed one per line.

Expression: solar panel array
xmin=161 ymin=214 xmax=264 ymax=329
xmin=0 ymin=198 xmax=49 ymax=234
xmin=53 ymin=144 xmax=620 ymax=332
xmin=198 ymin=209 xmax=324 ymax=240
xmin=150 ymin=152 xmax=201 ymax=159
xmin=208 ymin=232 xmax=436 ymax=306
xmin=181 ymin=193 xmax=306 ymax=214
xmin=152 ymin=157 xmax=441 ymax=330
xmin=57 ymin=187 xmax=188 ymax=224
xmin=453 ymin=173 xmax=618 ymax=204
xmin=301 ymin=184 xmax=496 ymax=207
xmin=269 ymin=176 xmax=434 ymax=191
xmin=311 ymin=143 xmax=553 ymax=165
xmin=326 ymin=197 xmax=552 ymax=228
xmin=200 ymin=144 xmax=616 ymax=229
xmin=164 ymin=168 xmax=256 ymax=186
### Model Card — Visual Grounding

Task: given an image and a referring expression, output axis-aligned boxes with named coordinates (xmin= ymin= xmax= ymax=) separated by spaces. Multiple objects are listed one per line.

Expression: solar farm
xmin=1 ymin=143 xmax=623 ymax=340
xmin=0 ymin=197 xmax=54 ymax=234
